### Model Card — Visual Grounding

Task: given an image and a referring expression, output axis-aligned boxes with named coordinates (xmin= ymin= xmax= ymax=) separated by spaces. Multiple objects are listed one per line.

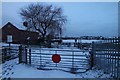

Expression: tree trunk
xmin=42 ymin=34 xmax=46 ymax=45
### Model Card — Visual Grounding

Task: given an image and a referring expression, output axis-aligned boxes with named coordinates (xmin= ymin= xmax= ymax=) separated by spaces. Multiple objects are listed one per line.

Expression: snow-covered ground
xmin=1 ymin=58 xmax=112 ymax=78
xmin=0 ymin=43 xmax=112 ymax=78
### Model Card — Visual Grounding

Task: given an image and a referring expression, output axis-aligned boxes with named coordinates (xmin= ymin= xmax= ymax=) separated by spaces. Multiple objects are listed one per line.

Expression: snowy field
xmin=0 ymin=58 xmax=112 ymax=78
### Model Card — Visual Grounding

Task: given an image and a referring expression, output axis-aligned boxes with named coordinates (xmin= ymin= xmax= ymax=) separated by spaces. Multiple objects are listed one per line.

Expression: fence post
xmin=111 ymin=38 xmax=114 ymax=77
xmin=39 ymin=48 xmax=42 ymax=69
xmin=29 ymin=49 xmax=31 ymax=65
xmin=2 ymin=48 xmax=7 ymax=63
xmin=19 ymin=45 xmax=22 ymax=63
xmin=25 ymin=46 xmax=27 ymax=64
xmin=90 ymin=42 xmax=94 ymax=69
xmin=118 ymin=36 xmax=120 ymax=78
xmin=117 ymin=37 xmax=120 ymax=78
xmin=4 ymin=48 xmax=7 ymax=55
xmin=0 ymin=48 xmax=2 ymax=63
xmin=4 ymin=48 xmax=7 ymax=61
xmin=114 ymin=37 xmax=117 ymax=78
xmin=72 ymin=51 xmax=75 ymax=73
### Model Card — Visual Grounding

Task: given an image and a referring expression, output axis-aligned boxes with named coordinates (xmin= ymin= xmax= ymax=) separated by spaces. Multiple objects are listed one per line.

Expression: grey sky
xmin=2 ymin=2 xmax=118 ymax=37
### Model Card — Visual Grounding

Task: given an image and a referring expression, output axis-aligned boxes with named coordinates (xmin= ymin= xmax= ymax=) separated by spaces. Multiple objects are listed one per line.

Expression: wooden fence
xmin=2 ymin=46 xmax=19 ymax=63
xmin=91 ymin=37 xmax=120 ymax=78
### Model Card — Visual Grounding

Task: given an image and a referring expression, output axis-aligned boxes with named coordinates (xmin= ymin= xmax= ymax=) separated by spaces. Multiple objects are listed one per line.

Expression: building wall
xmin=2 ymin=22 xmax=39 ymax=45
xmin=20 ymin=30 xmax=39 ymax=44
xmin=2 ymin=23 xmax=20 ymax=43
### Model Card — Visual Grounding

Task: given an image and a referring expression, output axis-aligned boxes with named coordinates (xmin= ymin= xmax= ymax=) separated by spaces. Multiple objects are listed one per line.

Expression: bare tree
xmin=20 ymin=3 xmax=67 ymax=43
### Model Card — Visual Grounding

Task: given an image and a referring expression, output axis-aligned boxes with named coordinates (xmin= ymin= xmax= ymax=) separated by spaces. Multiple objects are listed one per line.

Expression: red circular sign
xmin=52 ymin=54 xmax=61 ymax=63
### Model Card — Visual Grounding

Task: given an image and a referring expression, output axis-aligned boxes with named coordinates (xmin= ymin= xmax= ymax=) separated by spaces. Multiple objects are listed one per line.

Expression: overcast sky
xmin=2 ymin=2 xmax=118 ymax=37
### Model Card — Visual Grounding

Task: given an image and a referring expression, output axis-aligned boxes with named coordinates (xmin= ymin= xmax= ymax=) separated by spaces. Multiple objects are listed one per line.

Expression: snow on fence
xmin=91 ymin=37 xmax=120 ymax=78
xmin=19 ymin=46 xmax=91 ymax=74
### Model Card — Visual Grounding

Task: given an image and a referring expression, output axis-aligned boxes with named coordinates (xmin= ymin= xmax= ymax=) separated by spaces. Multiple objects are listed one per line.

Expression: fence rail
xmin=2 ymin=37 xmax=119 ymax=78
xmin=2 ymin=47 xmax=19 ymax=63
xmin=19 ymin=46 xmax=91 ymax=74
xmin=92 ymin=37 xmax=120 ymax=78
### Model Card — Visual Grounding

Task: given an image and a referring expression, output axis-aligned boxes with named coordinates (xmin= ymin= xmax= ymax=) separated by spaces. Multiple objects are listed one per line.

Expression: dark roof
xmin=2 ymin=22 xmax=38 ymax=33
xmin=2 ymin=22 xmax=27 ymax=30
xmin=2 ymin=22 xmax=19 ymax=30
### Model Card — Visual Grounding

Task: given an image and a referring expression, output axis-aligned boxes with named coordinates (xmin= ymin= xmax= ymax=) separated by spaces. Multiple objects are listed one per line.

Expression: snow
xmin=8 ymin=64 xmax=75 ymax=78
xmin=11 ymin=23 xmax=27 ymax=30
xmin=81 ymin=40 xmax=100 ymax=43
xmin=63 ymin=40 xmax=75 ymax=43
xmin=0 ymin=42 xmax=20 ymax=47
xmin=0 ymin=43 xmax=112 ymax=78
xmin=62 ymin=40 xmax=100 ymax=43
xmin=1 ymin=58 xmax=112 ymax=78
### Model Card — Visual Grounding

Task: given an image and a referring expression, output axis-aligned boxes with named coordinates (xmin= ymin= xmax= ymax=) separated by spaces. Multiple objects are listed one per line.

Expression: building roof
xmin=11 ymin=23 xmax=27 ymax=30
xmin=2 ymin=22 xmax=27 ymax=30
xmin=1 ymin=22 xmax=39 ymax=34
